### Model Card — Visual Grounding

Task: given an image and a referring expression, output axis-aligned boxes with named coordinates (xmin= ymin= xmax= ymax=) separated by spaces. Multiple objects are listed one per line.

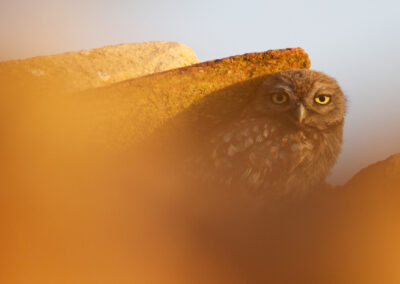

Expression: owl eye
xmin=271 ymin=93 xmax=288 ymax=104
xmin=314 ymin=95 xmax=331 ymax=105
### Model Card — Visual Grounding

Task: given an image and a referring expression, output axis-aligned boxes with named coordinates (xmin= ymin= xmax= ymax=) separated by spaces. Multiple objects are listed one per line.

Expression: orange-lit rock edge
xmin=76 ymin=47 xmax=311 ymax=149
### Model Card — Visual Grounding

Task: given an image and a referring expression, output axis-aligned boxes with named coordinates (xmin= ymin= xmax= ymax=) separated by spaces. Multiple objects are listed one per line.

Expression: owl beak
xmin=297 ymin=104 xmax=307 ymax=123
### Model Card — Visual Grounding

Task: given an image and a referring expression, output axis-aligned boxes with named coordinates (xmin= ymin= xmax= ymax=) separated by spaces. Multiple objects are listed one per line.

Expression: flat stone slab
xmin=77 ymin=47 xmax=311 ymax=149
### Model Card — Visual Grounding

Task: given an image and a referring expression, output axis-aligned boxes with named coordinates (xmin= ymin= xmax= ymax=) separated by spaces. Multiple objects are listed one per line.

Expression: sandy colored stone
xmin=0 ymin=41 xmax=199 ymax=92
xmin=76 ymin=48 xmax=311 ymax=149
xmin=1 ymin=47 xmax=311 ymax=178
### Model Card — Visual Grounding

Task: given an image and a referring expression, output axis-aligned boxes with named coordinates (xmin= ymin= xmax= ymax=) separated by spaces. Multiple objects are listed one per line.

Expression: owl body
xmin=188 ymin=69 xmax=346 ymax=196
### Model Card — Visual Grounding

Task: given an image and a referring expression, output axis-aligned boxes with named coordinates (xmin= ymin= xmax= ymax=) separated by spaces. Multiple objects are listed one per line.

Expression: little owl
xmin=187 ymin=69 xmax=346 ymax=197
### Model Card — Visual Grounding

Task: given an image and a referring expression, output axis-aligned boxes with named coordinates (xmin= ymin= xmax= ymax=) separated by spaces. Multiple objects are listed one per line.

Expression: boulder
xmin=0 ymin=41 xmax=199 ymax=93
xmin=75 ymin=47 xmax=311 ymax=149
xmin=1 ymin=47 xmax=311 ymax=163
xmin=341 ymin=153 xmax=400 ymax=191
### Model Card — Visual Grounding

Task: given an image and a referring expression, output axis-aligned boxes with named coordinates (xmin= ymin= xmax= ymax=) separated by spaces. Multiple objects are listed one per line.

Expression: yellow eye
xmin=314 ymin=95 xmax=331 ymax=105
xmin=271 ymin=93 xmax=288 ymax=104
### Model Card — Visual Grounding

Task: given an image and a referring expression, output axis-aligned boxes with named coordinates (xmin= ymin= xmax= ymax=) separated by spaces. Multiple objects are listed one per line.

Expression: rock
xmin=2 ymin=46 xmax=310 ymax=144
xmin=1 ymin=47 xmax=311 ymax=176
xmin=341 ymin=153 xmax=400 ymax=191
xmin=74 ymin=47 xmax=311 ymax=150
xmin=0 ymin=41 xmax=199 ymax=93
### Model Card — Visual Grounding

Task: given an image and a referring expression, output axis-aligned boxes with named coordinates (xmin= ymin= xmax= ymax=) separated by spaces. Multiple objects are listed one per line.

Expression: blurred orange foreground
xmin=1 ymin=45 xmax=400 ymax=284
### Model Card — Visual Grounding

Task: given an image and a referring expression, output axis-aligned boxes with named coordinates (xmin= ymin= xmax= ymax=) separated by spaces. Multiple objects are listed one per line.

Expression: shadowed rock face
xmin=341 ymin=153 xmax=400 ymax=191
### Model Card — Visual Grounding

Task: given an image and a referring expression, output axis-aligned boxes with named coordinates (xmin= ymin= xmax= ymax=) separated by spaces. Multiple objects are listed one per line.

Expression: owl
xmin=186 ymin=69 xmax=346 ymax=197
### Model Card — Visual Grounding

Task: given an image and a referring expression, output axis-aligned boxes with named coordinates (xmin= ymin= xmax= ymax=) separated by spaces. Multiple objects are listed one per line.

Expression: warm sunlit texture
xmin=1 ymin=0 xmax=400 ymax=283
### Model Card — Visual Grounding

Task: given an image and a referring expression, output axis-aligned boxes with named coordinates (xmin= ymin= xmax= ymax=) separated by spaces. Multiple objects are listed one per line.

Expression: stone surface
xmin=75 ymin=47 xmax=311 ymax=150
xmin=1 ymin=47 xmax=311 ymax=180
xmin=340 ymin=153 xmax=400 ymax=191
xmin=0 ymin=41 xmax=199 ymax=92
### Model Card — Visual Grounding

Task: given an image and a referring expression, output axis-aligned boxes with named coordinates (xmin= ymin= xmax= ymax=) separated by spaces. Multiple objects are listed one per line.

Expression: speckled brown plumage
xmin=186 ymin=69 xmax=346 ymax=197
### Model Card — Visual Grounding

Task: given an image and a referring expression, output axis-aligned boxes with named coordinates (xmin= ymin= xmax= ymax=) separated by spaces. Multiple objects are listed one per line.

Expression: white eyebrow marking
xmin=310 ymin=81 xmax=335 ymax=96
xmin=274 ymin=84 xmax=293 ymax=95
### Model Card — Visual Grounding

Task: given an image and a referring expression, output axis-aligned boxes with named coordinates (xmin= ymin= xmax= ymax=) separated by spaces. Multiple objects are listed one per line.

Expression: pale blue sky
xmin=1 ymin=0 xmax=399 ymax=183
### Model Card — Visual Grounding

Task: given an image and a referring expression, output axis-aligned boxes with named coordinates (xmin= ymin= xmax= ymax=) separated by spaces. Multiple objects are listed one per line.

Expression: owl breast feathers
xmin=187 ymin=69 xmax=346 ymax=196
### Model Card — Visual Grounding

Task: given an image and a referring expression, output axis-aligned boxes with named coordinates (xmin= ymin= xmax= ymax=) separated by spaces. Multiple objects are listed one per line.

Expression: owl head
xmin=244 ymin=69 xmax=346 ymax=131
